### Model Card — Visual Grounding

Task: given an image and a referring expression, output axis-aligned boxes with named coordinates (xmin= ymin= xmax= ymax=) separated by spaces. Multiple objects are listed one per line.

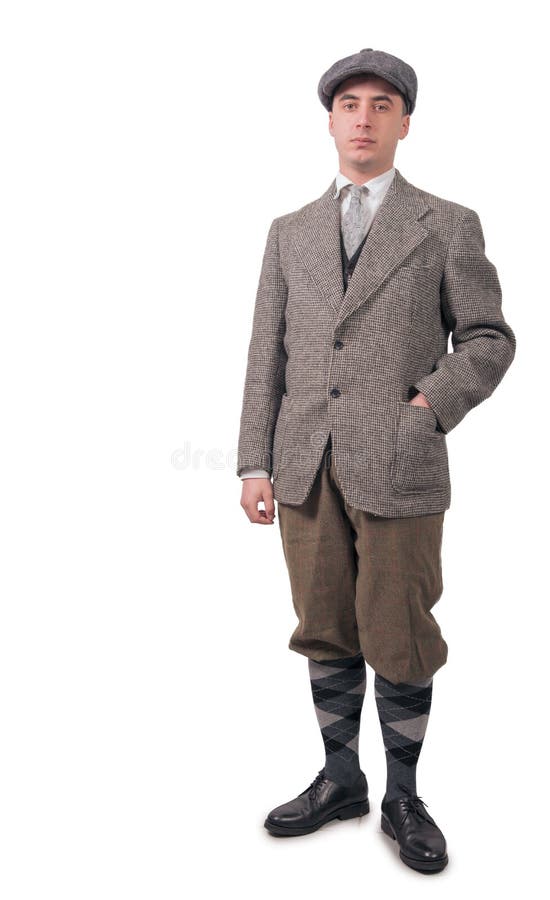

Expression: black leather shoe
xmin=264 ymin=767 xmax=370 ymax=836
xmin=380 ymin=783 xmax=448 ymax=873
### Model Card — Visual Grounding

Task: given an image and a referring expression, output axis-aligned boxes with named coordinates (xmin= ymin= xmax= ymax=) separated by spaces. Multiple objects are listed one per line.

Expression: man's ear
xmin=328 ymin=112 xmax=334 ymax=135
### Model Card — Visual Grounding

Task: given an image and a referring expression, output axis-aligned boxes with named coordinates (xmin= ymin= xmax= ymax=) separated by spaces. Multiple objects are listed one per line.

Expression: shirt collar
xmin=333 ymin=166 xmax=396 ymax=199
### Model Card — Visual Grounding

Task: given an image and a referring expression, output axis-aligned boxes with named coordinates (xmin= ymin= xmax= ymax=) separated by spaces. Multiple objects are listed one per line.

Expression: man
xmin=236 ymin=48 xmax=515 ymax=873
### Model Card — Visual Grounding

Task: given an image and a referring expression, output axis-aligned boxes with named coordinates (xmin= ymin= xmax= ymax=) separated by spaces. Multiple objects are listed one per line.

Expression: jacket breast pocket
xmin=390 ymin=401 xmax=449 ymax=493
xmin=390 ymin=263 xmax=441 ymax=291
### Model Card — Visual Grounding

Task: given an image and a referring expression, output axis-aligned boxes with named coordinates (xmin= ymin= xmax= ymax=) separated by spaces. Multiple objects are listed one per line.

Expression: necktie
xmin=341 ymin=183 xmax=369 ymax=259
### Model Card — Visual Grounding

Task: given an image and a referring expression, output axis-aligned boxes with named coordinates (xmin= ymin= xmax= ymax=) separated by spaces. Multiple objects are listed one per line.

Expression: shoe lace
xmin=306 ymin=768 xmax=327 ymax=798
xmin=396 ymin=782 xmax=432 ymax=827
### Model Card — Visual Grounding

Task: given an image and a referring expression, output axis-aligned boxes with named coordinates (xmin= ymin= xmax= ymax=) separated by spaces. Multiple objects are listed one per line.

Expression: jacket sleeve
xmin=412 ymin=208 xmax=516 ymax=434
xmin=236 ymin=217 xmax=288 ymax=477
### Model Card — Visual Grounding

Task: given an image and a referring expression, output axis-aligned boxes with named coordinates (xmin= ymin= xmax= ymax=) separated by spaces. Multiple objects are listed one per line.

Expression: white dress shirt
xmin=241 ymin=166 xmax=396 ymax=480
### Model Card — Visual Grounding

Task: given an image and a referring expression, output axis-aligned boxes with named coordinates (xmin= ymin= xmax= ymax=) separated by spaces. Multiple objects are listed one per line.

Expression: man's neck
xmin=339 ymin=162 xmax=395 ymax=184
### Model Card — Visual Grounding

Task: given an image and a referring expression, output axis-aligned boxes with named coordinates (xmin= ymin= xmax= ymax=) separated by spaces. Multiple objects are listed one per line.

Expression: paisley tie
xmin=342 ymin=183 xmax=369 ymax=259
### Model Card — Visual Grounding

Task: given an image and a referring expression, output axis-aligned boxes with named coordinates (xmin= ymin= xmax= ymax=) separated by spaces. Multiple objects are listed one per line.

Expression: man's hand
xmin=240 ymin=478 xmax=276 ymax=524
xmin=409 ymin=391 xmax=432 ymax=409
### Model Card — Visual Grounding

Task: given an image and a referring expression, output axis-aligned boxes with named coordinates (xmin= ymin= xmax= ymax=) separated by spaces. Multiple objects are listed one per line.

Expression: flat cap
xmin=318 ymin=48 xmax=417 ymax=115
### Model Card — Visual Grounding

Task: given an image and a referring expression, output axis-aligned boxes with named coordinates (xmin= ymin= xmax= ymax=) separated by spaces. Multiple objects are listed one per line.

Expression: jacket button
xmin=334 ymin=340 xmax=343 ymax=349
xmin=330 ymin=387 xmax=341 ymax=398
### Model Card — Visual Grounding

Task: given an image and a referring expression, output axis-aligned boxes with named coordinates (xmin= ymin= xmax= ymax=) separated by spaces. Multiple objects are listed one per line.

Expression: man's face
xmin=328 ymin=75 xmax=410 ymax=177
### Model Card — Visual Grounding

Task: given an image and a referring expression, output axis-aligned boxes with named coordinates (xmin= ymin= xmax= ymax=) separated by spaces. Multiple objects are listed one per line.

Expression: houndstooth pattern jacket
xmin=236 ymin=168 xmax=516 ymax=517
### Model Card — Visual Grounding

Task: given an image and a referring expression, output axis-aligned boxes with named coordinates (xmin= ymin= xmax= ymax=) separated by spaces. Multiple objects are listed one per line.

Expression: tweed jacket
xmin=236 ymin=167 xmax=516 ymax=517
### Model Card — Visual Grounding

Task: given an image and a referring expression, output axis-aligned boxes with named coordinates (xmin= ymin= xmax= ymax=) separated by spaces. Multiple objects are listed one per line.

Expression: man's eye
xmin=343 ymin=103 xmax=389 ymax=111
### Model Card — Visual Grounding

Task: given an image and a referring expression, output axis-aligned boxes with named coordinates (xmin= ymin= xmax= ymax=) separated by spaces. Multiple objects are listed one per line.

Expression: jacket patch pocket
xmin=390 ymin=401 xmax=449 ymax=493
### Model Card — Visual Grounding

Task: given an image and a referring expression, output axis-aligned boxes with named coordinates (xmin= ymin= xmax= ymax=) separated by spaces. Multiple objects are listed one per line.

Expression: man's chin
xmin=342 ymin=153 xmax=378 ymax=170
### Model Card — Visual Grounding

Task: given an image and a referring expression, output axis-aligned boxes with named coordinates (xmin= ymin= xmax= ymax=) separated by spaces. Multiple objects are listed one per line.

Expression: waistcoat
xmin=340 ymin=229 xmax=369 ymax=292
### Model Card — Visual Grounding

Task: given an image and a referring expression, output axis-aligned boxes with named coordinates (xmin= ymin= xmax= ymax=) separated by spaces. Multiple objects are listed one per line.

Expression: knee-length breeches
xmin=276 ymin=434 xmax=448 ymax=684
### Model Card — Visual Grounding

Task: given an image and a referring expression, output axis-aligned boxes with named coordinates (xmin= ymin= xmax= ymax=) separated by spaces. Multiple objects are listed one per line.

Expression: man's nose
xmin=355 ymin=109 xmax=372 ymax=126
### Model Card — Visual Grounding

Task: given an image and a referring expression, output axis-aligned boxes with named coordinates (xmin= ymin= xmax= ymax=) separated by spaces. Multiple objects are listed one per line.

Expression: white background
xmin=0 ymin=0 xmax=545 ymax=896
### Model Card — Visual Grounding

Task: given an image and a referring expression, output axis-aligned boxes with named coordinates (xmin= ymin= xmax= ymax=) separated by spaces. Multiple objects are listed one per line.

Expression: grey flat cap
xmin=318 ymin=48 xmax=417 ymax=115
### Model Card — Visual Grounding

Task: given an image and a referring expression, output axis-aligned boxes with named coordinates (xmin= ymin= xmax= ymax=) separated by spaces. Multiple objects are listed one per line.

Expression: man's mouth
xmin=352 ymin=138 xmax=375 ymax=144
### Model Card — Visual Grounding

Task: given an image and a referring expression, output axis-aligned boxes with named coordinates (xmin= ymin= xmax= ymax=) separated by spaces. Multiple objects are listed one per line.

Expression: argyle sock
xmin=308 ymin=653 xmax=366 ymax=786
xmin=374 ymin=672 xmax=433 ymax=801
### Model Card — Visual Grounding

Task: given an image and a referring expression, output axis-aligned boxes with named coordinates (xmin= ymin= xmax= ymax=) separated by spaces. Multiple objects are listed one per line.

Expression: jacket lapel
xmin=291 ymin=168 xmax=431 ymax=326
